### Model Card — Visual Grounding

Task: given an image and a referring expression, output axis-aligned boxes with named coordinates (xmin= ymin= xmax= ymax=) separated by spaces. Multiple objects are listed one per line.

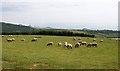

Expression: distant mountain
xmin=1 ymin=22 xmax=35 ymax=33
xmin=44 ymin=27 xmax=55 ymax=29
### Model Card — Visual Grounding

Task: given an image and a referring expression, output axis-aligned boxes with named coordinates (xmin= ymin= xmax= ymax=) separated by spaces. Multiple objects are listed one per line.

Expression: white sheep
xmin=31 ymin=38 xmax=37 ymax=41
xmin=66 ymin=43 xmax=72 ymax=49
xmin=78 ymin=37 xmax=81 ymax=40
xmin=8 ymin=35 xmax=13 ymax=37
xmin=11 ymin=38 xmax=15 ymax=41
xmin=58 ymin=42 xmax=62 ymax=46
xmin=81 ymin=41 xmax=87 ymax=46
xmin=21 ymin=38 xmax=25 ymax=41
xmin=75 ymin=42 xmax=81 ymax=48
xmin=100 ymin=40 xmax=103 ymax=42
xmin=7 ymin=38 xmax=12 ymax=42
xmin=93 ymin=39 xmax=96 ymax=41
xmin=73 ymin=37 xmax=76 ymax=41
xmin=64 ymin=42 xmax=68 ymax=47
xmin=87 ymin=42 xmax=98 ymax=47
xmin=2 ymin=35 xmax=4 ymax=37
xmin=47 ymin=42 xmax=54 ymax=46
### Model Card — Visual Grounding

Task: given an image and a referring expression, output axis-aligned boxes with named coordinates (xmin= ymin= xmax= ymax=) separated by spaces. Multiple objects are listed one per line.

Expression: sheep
xmin=64 ymin=42 xmax=68 ymax=47
xmin=31 ymin=38 xmax=37 ymax=41
xmin=6 ymin=38 xmax=12 ymax=42
xmin=87 ymin=42 xmax=98 ymax=47
xmin=35 ymin=36 xmax=41 ymax=38
xmin=79 ymin=40 xmax=82 ymax=43
xmin=58 ymin=42 xmax=62 ymax=46
xmin=78 ymin=37 xmax=81 ymax=40
xmin=47 ymin=42 xmax=54 ymax=46
xmin=66 ymin=43 xmax=72 ymax=49
xmin=86 ymin=43 xmax=92 ymax=47
xmin=73 ymin=37 xmax=76 ymax=41
xmin=93 ymin=39 xmax=96 ymax=41
xmin=2 ymin=35 xmax=4 ymax=37
xmin=21 ymin=38 xmax=25 ymax=41
xmin=100 ymin=40 xmax=103 ymax=42
xmin=75 ymin=42 xmax=81 ymax=48
xmin=11 ymin=38 xmax=15 ymax=41
xmin=91 ymin=42 xmax=98 ymax=47
xmin=8 ymin=35 xmax=13 ymax=37
xmin=81 ymin=41 xmax=87 ymax=46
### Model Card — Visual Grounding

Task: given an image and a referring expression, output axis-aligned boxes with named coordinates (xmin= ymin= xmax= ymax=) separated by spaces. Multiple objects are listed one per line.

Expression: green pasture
xmin=1 ymin=35 xmax=118 ymax=69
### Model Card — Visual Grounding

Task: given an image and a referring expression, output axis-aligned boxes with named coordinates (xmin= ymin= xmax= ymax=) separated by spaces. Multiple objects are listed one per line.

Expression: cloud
xmin=1 ymin=2 xmax=29 ymax=12
xmin=1 ymin=0 xmax=119 ymax=30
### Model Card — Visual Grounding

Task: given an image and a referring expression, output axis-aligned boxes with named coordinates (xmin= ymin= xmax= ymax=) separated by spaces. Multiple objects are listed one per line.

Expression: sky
xmin=1 ymin=0 xmax=119 ymax=30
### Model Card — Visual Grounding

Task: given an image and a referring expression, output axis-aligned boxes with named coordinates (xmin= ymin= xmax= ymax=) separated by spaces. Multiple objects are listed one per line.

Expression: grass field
xmin=1 ymin=35 xmax=118 ymax=69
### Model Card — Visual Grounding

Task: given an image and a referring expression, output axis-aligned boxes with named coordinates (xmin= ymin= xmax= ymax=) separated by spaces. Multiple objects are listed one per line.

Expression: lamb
xmin=47 ymin=42 xmax=54 ymax=46
xmin=75 ymin=42 xmax=81 ymax=48
xmin=58 ymin=42 xmax=62 ymax=46
xmin=31 ymin=38 xmax=37 ymax=41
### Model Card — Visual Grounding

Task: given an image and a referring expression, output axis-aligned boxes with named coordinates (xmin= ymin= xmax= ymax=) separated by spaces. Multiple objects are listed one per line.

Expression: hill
xmin=1 ymin=22 xmax=119 ymax=38
xmin=0 ymin=22 xmax=35 ymax=33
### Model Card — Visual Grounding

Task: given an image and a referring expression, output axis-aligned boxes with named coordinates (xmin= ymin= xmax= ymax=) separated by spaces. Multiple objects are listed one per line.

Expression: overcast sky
xmin=1 ymin=0 xmax=119 ymax=30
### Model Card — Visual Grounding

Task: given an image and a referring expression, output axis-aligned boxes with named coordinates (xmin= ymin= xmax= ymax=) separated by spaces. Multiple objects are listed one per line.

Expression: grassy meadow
xmin=1 ymin=35 xmax=118 ymax=69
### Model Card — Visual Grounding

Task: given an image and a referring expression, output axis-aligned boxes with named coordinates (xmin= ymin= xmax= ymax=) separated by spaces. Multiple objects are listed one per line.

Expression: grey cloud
xmin=1 ymin=2 xmax=29 ymax=12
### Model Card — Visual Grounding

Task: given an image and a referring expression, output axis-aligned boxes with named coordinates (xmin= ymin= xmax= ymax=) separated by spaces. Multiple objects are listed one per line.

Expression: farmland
xmin=1 ymin=35 xmax=118 ymax=69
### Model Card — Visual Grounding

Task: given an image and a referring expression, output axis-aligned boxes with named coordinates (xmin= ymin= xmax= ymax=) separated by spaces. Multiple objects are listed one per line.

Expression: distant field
xmin=1 ymin=35 xmax=118 ymax=69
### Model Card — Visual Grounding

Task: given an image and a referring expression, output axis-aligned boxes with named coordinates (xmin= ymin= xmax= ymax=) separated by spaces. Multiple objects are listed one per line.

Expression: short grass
xmin=1 ymin=35 xmax=118 ymax=69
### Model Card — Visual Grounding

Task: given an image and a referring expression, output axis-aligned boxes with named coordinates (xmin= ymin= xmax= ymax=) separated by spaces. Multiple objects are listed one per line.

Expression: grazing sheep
xmin=81 ymin=41 xmax=87 ymax=46
xmin=58 ymin=42 xmax=62 ymax=46
xmin=100 ymin=40 xmax=103 ymax=42
xmin=47 ymin=42 xmax=54 ymax=46
xmin=64 ymin=42 xmax=68 ymax=47
xmin=86 ymin=43 xmax=92 ymax=47
xmin=66 ymin=43 xmax=72 ymax=49
xmin=8 ymin=35 xmax=13 ymax=37
xmin=79 ymin=40 xmax=82 ymax=43
xmin=78 ymin=37 xmax=81 ymax=40
xmin=73 ymin=37 xmax=76 ymax=41
xmin=87 ymin=42 xmax=97 ymax=47
xmin=35 ymin=36 xmax=41 ymax=38
xmin=91 ymin=42 xmax=97 ymax=47
xmin=7 ymin=38 xmax=12 ymax=42
xmin=75 ymin=42 xmax=81 ymax=48
xmin=11 ymin=38 xmax=15 ymax=41
xmin=93 ymin=39 xmax=96 ymax=41
xmin=31 ymin=38 xmax=37 ymax=41
xmin=2 ymin=35 xmax=4 ymax=37
xmin=21 ymin=38 xmax=25 ymax=41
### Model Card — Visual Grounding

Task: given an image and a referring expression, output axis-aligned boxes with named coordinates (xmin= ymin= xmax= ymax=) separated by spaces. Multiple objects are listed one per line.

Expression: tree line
xmin=2 ymin=30 xmax=95 ymax=37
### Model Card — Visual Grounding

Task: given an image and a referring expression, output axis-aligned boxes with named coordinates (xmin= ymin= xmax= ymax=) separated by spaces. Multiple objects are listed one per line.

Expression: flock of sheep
xmin=46 ymin=37 xmax=102 ymax=49
xmin=2 ymin=35 xmax=104 ymax=49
